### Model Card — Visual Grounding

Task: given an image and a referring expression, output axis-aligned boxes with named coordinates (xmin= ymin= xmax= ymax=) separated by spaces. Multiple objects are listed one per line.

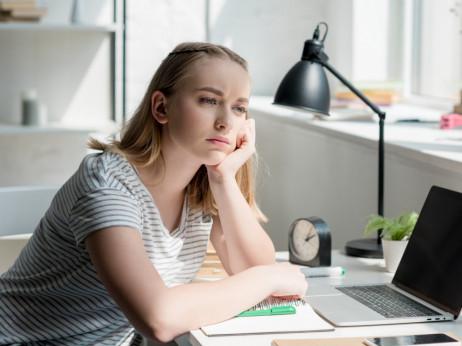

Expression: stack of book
xmin=453 ymin=90 xmax=462 ymax=114
xmin=0 ymin=1 xmax=46 ymax=22
xmin=334 ymin=89 xmax=401 ymax=106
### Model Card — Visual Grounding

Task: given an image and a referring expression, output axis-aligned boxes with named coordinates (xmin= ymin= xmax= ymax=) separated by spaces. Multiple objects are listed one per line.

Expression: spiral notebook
xmin=200 ymin=298 xmax=334 ymax=336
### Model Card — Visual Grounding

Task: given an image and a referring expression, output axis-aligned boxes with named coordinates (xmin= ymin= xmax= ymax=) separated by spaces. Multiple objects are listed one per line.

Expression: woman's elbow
xmin=136 ymin=308 xmax=187 ymax=344
xmin=144 ymin=328 xmax=177 ymax=344
xmin=139 ymin=321 xmax=179 ymax=344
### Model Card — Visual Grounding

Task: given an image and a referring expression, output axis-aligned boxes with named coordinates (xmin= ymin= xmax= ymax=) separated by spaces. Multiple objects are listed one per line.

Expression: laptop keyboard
xmin=336 ymin=285 xmax=441 ymax=318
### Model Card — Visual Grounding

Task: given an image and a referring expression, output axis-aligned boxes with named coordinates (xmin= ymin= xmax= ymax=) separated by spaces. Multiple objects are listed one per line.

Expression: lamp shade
xmin=273 ymin=48 xmax=331 ymax=115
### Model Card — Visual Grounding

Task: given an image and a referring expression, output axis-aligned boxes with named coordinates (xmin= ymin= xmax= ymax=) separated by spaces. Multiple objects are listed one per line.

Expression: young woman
xmin=0 ymin=42 xmax=307 ymax=345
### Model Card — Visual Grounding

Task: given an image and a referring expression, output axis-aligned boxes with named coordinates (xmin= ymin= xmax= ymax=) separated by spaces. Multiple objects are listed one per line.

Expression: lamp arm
xmin=322 ymin=61 xmax=385 ymax=220
xmin=322 ymin=62 xmax=386 ymax=121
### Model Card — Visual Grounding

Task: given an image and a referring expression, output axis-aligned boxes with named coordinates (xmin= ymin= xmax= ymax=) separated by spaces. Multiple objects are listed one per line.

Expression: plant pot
xmin=382 ymin=239 xmax=409 ymax=273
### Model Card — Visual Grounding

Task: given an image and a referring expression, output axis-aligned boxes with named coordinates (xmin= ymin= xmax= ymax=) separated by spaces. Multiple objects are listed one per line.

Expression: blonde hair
xmin=89 ymin=42 xmax=266 ymax=221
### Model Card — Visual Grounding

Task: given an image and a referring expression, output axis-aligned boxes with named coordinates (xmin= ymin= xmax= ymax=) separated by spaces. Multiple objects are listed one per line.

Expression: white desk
xmin=186 ymin=250 xmax=462 ymax=346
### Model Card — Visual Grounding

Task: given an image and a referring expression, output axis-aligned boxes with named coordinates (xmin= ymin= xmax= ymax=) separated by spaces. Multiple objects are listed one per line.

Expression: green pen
xmin=236 ymin=305 xmax=296 ymax=317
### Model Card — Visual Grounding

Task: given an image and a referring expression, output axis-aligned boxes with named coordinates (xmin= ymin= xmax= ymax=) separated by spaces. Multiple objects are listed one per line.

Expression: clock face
xmin=291 ymin=220 xmax=320 ymax=261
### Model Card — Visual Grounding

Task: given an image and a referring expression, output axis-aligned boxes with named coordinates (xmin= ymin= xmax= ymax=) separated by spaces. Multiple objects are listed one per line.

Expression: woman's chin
xmin=203 ymin=153 xmax=228 ymax=166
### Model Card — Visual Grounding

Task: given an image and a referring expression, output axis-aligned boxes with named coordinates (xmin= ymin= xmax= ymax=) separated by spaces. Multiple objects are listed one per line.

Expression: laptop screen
xmin=392 ymin=185 xmax=462 ymax=316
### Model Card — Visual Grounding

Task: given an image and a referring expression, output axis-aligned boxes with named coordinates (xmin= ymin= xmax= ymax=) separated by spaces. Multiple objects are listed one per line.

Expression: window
xmin=407 ymin=0 xmax=462 ymax=103
xmin=351 ymin=0 xmax=461 ymax=108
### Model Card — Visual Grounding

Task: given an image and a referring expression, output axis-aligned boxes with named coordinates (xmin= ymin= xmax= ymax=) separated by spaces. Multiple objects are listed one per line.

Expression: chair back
xmin=0 ymin=185 xmax=60 ymax=273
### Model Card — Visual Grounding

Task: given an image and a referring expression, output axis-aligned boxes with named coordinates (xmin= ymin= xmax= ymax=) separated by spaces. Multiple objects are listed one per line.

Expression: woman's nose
xmin=215 ymin=107 xmax=232 ymax=130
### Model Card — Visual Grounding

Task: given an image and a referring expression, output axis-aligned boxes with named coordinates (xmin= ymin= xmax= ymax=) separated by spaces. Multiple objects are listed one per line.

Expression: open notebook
xmin=200 ymin=297 xmax=334 ymax=336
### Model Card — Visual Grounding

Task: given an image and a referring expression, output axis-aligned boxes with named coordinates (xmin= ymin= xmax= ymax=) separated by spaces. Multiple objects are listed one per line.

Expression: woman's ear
xmin=151 ymin=91 xmax=168 ymax=124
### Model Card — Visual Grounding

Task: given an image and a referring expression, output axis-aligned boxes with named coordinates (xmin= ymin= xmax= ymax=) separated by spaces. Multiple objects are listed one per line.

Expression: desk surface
xmin=187 ymin=250 xmax=462 ymax=346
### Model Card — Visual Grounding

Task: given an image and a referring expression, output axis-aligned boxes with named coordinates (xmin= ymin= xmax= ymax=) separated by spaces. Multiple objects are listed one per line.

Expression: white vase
xmin=382 ymin=239 xmax=409 ymax=273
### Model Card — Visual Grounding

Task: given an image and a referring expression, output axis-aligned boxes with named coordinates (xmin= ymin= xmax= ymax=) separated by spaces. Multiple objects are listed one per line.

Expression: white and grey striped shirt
xmin=0 ymin=151 xmax=212 ymax=345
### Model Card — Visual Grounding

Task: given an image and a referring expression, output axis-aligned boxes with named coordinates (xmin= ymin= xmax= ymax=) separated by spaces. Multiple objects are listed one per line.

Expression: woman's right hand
xmin=263 ymin=262 xmax=308 ymax=299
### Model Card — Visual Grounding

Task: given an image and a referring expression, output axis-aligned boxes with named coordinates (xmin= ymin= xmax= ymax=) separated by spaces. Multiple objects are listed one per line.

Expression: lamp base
xmin=345 ymin=238 xmax=383 ymax=258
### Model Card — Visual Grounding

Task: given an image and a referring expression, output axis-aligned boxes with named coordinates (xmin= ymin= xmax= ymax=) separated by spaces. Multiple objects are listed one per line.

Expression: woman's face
xmin=161 ymin=57 xmax=251 ymax=166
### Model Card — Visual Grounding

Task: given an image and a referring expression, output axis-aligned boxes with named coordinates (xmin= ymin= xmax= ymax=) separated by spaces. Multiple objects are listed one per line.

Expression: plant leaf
xmin=362 ymin=208 xmax=419 ymax=240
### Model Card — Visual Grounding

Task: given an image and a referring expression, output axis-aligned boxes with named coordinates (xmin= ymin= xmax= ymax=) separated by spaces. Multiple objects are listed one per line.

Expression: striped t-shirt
xmin=0 ymin=151 xmax=213 ymax=345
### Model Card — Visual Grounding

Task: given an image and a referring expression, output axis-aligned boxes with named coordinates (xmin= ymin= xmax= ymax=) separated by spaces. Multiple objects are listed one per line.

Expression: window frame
xmin=401 ymin=0 xmax=460 ymax=109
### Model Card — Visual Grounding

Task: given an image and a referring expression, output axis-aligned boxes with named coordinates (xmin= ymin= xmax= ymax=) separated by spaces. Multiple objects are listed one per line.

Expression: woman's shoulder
xmin=76 ymin=150 xmax=139 ymax=191
xmin=82 ymin=150 xmax=127 ymax=167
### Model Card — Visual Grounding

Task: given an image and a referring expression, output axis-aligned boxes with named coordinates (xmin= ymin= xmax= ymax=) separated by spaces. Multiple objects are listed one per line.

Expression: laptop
xmin=306 ymin=185 xmax=462 ymax=326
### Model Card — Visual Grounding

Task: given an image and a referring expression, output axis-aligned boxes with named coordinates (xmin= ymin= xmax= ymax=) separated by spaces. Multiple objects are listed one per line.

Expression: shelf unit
xmin=0 ymin=1 xmax=126 ymax=186
xmin=0 ymin=0 xmax=126 ymax=128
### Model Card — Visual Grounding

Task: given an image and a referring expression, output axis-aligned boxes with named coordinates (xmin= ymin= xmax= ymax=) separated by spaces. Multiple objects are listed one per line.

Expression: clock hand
xmin=305 ymin=234 xmax=316 ymax=242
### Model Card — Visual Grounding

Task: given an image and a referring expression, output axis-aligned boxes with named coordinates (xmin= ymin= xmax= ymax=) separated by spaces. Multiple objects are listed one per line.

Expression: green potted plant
xmin=363 ymin=208 xmax=419 ymax=272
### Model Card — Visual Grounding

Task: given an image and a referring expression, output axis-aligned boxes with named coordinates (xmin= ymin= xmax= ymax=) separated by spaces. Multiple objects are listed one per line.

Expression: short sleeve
xmin=70 ymin=188 xmax=142 ymax=246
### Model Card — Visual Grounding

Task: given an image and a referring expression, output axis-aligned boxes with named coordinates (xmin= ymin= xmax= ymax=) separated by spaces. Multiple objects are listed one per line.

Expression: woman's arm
xmin=209 ymin=184 xmax=275 ymax=274
xmin=85 ymin=226 xmax=307 ymax=343
xmin=207 ymin=118 xmax=275 ymax=274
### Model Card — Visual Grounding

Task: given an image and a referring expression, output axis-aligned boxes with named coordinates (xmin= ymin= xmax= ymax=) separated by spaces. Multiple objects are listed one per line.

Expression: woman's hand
xmin=206 ymin=118 xmax=256 ymax=183
xmin=265 ymin=262 xmax=308 ymax=299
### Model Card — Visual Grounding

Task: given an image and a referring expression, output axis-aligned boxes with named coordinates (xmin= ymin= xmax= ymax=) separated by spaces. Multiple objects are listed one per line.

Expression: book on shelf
xmin=335 ymin=89 xmax=401 ymax=106
xmin=313 ymin=100 xmax=373 ymax=121
xmin=0 ymin=0 xmax=46 ymax=22
xmin=6 ymin=7 xmax=46 ymax=17
xmin=0 ymin=1 xmax=36 ymax=10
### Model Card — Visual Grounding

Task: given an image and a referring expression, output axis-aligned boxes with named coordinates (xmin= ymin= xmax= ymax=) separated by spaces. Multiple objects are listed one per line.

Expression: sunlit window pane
xmin=413 ymin=0 xmax=462 ymax=102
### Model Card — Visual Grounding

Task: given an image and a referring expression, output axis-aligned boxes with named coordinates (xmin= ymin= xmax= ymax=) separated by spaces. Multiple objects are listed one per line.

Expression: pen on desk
xmin=301 ymin=266 xmax=345 ymax=278
xmin=236 ymin=306 xmax=296 ymax=317
xmin=396 ymin=118 xmax=421 ymax=123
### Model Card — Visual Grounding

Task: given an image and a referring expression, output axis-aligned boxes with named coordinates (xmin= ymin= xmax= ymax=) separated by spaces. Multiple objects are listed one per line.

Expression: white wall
xmin=253 ymin=110 xmax=377 ymax=250
xmin=352 ymin=0 xmax=389 ymax=82
xmin=0 ymin=129 xmax=90 ymax=186
xmin=125 ymin=0 xmax=207 ymax=117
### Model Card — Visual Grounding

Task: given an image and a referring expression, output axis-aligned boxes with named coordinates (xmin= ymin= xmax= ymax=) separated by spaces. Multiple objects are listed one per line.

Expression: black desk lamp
xmin=273 ymin=22 xmax=385 ymax=258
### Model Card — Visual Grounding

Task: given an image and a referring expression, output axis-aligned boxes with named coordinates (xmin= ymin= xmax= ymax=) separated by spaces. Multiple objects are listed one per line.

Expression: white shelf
xmin=0 ymin=121 xmax=118 ymax=135
xmin=0 ymin=23 xmax=121 ymax=32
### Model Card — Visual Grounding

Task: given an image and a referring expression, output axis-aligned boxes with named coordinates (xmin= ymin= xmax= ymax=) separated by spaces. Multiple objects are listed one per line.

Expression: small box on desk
xmin=440 ymin=113 xmax=462 ymax=130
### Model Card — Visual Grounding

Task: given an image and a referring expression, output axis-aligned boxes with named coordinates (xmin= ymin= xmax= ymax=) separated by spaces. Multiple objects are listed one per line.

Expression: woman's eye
xmin=233 ymin=106 xmax=247 ymax=115
xmin=200 ymin=97 xmax=217 ymax=105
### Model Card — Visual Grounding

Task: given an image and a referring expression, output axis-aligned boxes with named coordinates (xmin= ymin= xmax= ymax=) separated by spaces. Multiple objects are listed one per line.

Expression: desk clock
xmin=288 ymin=217 xmax=331 ymax=267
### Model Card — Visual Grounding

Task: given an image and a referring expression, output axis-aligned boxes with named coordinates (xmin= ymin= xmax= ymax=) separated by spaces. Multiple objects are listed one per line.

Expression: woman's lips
xmin=207 ymin=137 xmax=230 ymax=146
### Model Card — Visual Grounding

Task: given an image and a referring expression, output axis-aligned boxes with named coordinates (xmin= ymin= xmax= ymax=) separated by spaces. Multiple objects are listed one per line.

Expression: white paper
xmin=200 ymin=298 xmax=334 ymax=336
